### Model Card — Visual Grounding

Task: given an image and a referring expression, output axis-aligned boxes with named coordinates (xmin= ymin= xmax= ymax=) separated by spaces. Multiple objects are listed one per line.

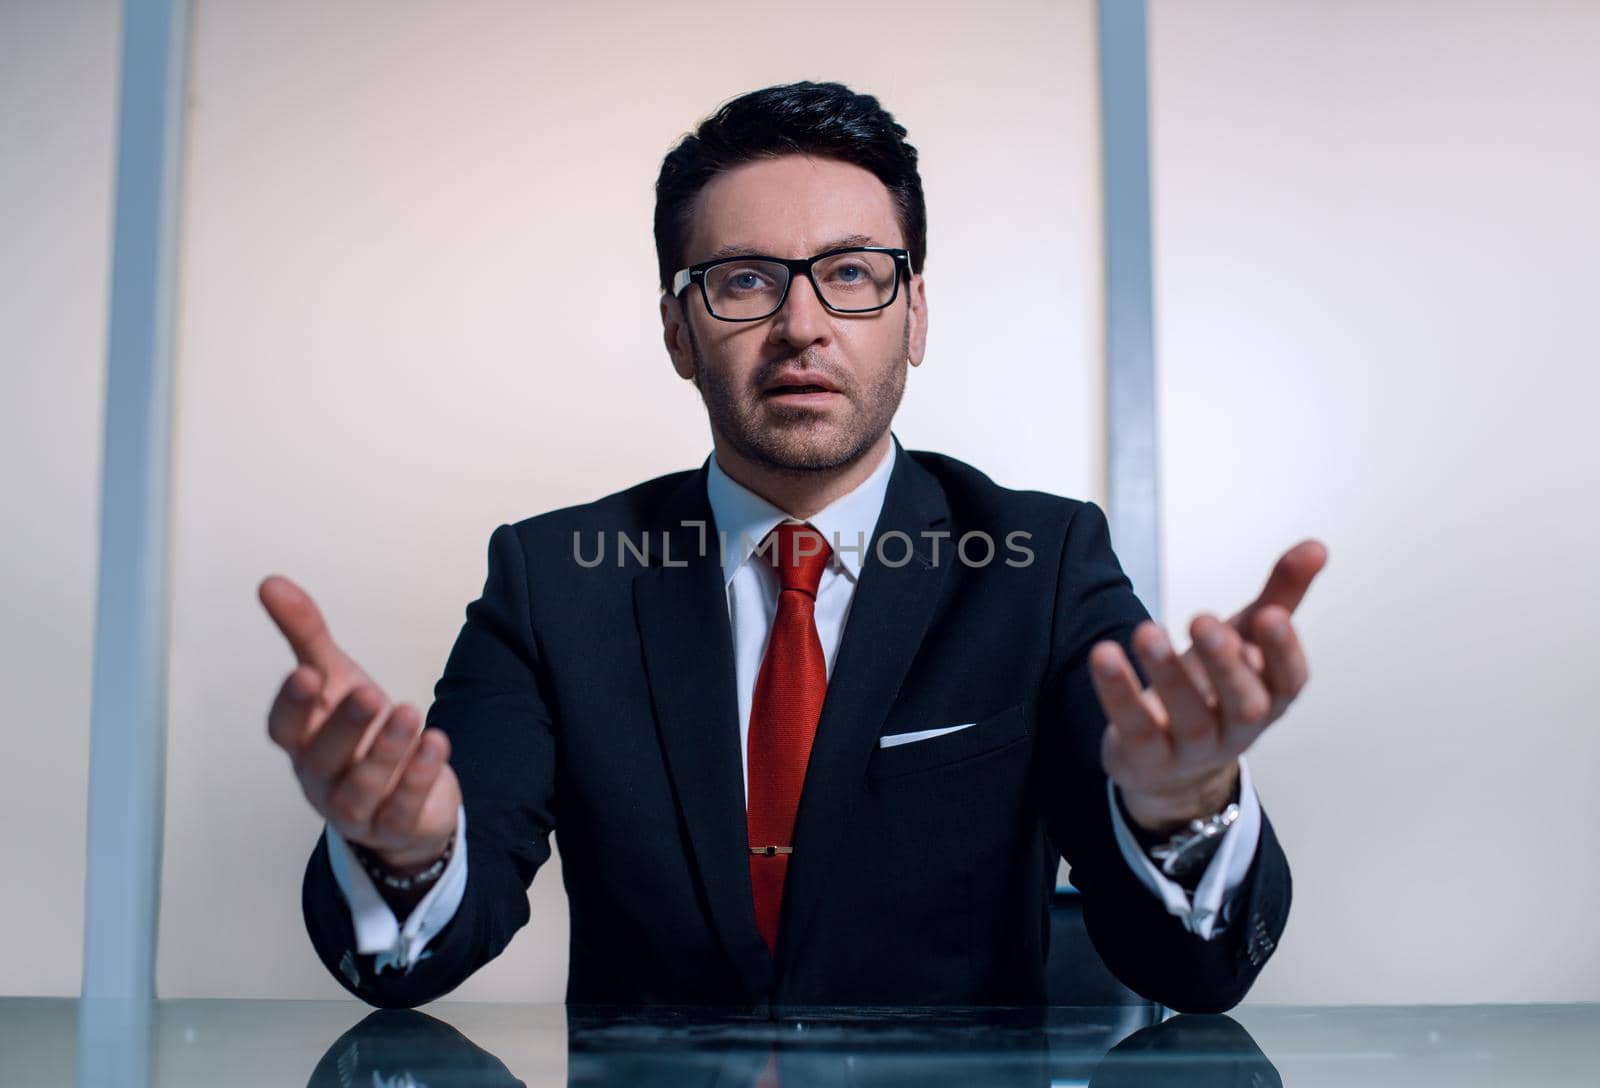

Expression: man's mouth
xmin=763 ymin=374 xmax=842 ymax=400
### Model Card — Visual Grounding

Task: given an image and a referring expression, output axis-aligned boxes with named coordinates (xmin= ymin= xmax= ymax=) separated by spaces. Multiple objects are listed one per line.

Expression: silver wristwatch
xmin=1147 ymin=803 xmax=1241 ymax=881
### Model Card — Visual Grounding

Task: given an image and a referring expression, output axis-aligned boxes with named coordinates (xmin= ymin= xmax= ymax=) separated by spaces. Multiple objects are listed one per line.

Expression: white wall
xmin=1149 ymin=0 xmax=1600 ymax=1003
xmin=156 ymin=0 xmax=1103 ymax=1000
xmin=0 ymin=0 xmax=119 ymax=997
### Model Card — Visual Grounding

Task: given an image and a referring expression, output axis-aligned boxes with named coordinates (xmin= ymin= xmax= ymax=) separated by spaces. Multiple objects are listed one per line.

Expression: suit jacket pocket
xmin=867 ymin=702 xmax=1032 ymax=781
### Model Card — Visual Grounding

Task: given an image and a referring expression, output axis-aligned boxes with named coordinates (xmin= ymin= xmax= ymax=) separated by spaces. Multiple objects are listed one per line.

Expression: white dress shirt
xmin=329 ymin=441 xmax=1261 ymax=971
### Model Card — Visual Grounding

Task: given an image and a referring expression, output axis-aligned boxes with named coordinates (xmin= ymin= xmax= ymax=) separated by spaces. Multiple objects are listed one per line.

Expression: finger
xmin=372 ymin=729 xmax=452 ymax=842
xmin=258 ymin=575 xmax=342 ymax=672
xmin=297 ymin=684 xmax=386 ymax=796
xmin=1089 ymin=640 xmax=1168 ymax=747
xmin=1174 ymin=646 xmax=1220 ymax=706
xmin=1227 ymin=539 xmax=1329 ymax=635
xmin=267 ymin=664 xmax=324 ymax=755
xmin=1192 ymin=613 xmax=1274 ymax=748
xmin=1132 ymin=623 xmax=1220 ymax=750
xmin=326 ymin=703 xmax=423 ymax=834
xmin=1250 ymin=605 xmax=1310 ymax=711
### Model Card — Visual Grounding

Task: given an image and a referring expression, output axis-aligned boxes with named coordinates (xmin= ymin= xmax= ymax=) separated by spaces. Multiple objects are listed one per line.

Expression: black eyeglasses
xmin=671 ymin=246 xmax=911 ymax=322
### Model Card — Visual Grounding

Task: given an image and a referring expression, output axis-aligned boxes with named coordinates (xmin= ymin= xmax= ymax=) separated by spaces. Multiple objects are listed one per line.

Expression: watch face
xmin=1168 ymin=851 xmax=1206 ymax=881
xmin=1153 ymin=824 xmax=1230 ymax=883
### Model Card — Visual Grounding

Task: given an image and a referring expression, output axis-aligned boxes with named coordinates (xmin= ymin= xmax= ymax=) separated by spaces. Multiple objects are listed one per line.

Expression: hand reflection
xmin=1089 ymin=1013 xmax=1281 ymax=1088
xmin=305 ymin=1009 xmax=524 ymax=1088
xmin=306 ymin=1007 xmax=1280 ymax=1088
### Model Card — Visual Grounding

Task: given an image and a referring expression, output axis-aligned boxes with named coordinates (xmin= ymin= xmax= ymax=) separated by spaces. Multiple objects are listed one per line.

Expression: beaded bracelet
xmin=353 ymin=832 xmax=456 ymax=893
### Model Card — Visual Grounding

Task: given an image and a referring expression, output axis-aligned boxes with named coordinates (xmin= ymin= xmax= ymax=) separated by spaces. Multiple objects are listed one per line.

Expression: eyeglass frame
xmin=670 ymin=245 xmax=913 ymax=323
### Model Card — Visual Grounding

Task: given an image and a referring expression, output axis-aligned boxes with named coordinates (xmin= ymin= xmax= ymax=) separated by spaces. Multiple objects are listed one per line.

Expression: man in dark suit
xmin=260 ymin=82 xmax=1325 ymax=1012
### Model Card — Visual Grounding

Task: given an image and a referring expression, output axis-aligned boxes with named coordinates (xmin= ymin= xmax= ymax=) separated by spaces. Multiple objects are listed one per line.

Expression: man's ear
xmin=660 ymin=293 xmax=696 ymax=381
xmin=906 ymin=273 xmax=929 ymax=367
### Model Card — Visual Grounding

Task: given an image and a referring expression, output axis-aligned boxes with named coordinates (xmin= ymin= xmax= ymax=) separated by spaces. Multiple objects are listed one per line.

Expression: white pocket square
xmin=878 ymin=722 xmax=976 ymax=748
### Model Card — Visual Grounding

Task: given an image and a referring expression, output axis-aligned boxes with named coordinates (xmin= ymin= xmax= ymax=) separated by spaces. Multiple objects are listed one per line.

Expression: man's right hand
xmin=259 ymin=575 xmax=461 ymax=874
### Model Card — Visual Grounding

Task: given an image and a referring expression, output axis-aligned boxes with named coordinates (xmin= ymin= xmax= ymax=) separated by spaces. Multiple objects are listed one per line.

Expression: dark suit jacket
xmin=302 ymin=438 xmax=1290 ymax=1012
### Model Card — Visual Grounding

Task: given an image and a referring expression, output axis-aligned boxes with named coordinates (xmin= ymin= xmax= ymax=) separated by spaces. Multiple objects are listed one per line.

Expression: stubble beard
xmin=687 ymin=316 xmax=910 ymax=477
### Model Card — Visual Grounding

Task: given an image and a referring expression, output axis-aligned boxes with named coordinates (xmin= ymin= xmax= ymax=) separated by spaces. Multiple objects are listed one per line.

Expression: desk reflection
xmin=305 ymin=1005 xmax=1281 ymax=1088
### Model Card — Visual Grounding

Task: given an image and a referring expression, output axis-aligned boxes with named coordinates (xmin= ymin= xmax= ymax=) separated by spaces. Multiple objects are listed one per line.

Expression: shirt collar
xmin=704 ymin=437 xmax=897 ymax=588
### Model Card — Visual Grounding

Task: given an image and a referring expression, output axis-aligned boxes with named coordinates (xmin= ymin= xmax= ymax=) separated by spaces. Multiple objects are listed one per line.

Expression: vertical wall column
xmin=81 ymin=0 xmax=189 ymax=1005
xmin=1097 ymin=0 xmax=1163 ymax=620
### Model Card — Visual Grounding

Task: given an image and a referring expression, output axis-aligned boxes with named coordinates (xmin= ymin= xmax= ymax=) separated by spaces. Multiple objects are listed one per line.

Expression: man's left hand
xmin=1089 ymin=540 xmax=1329 ymax=835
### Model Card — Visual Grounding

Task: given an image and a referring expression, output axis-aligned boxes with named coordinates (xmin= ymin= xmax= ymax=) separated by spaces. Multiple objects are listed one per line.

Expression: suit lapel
xmin=632 ymin=463 xmax=774 ymax=998
xmin=777 ymin=442 xmax=952 ymax=969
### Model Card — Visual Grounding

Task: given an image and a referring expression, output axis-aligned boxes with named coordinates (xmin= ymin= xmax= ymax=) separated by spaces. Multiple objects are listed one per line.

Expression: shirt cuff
xmin=324 ymin=805 xmax=469 ymax=974
xmin=1107 ymin=757 xmax=1263 ymax=941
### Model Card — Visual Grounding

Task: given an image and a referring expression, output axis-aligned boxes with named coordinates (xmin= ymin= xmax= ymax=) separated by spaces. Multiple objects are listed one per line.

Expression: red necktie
xmin=747 ymin=521 xmax=832 ymax=957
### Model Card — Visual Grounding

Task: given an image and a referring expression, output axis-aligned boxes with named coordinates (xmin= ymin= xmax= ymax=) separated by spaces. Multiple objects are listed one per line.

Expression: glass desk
xmin=2 ymin=998 xmax=1595 ymax=1087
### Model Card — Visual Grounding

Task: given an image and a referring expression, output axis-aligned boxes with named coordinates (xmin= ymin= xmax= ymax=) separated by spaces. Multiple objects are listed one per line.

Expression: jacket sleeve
xmin=301 ymin=523 xmax=558 ymax=1008
xmin=1034 ymin=500 xmax=1291 ymax=1013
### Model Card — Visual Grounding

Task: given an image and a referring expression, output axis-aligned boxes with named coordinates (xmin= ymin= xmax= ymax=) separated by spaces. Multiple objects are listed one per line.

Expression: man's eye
xmin=721 ymin=269 xmax=774 ymax=293
xmin=827 ymin=263 xmax=868 ymax=285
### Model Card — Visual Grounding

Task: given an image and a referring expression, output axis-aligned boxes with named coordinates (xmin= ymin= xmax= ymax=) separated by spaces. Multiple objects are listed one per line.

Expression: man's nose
xmin=768 ymin=273 xmax=832 ymax=348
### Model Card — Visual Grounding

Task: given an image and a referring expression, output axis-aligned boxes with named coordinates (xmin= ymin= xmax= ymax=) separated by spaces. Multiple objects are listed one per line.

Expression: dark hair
xmin=653 ymin=81 xmax=927 ymax=293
